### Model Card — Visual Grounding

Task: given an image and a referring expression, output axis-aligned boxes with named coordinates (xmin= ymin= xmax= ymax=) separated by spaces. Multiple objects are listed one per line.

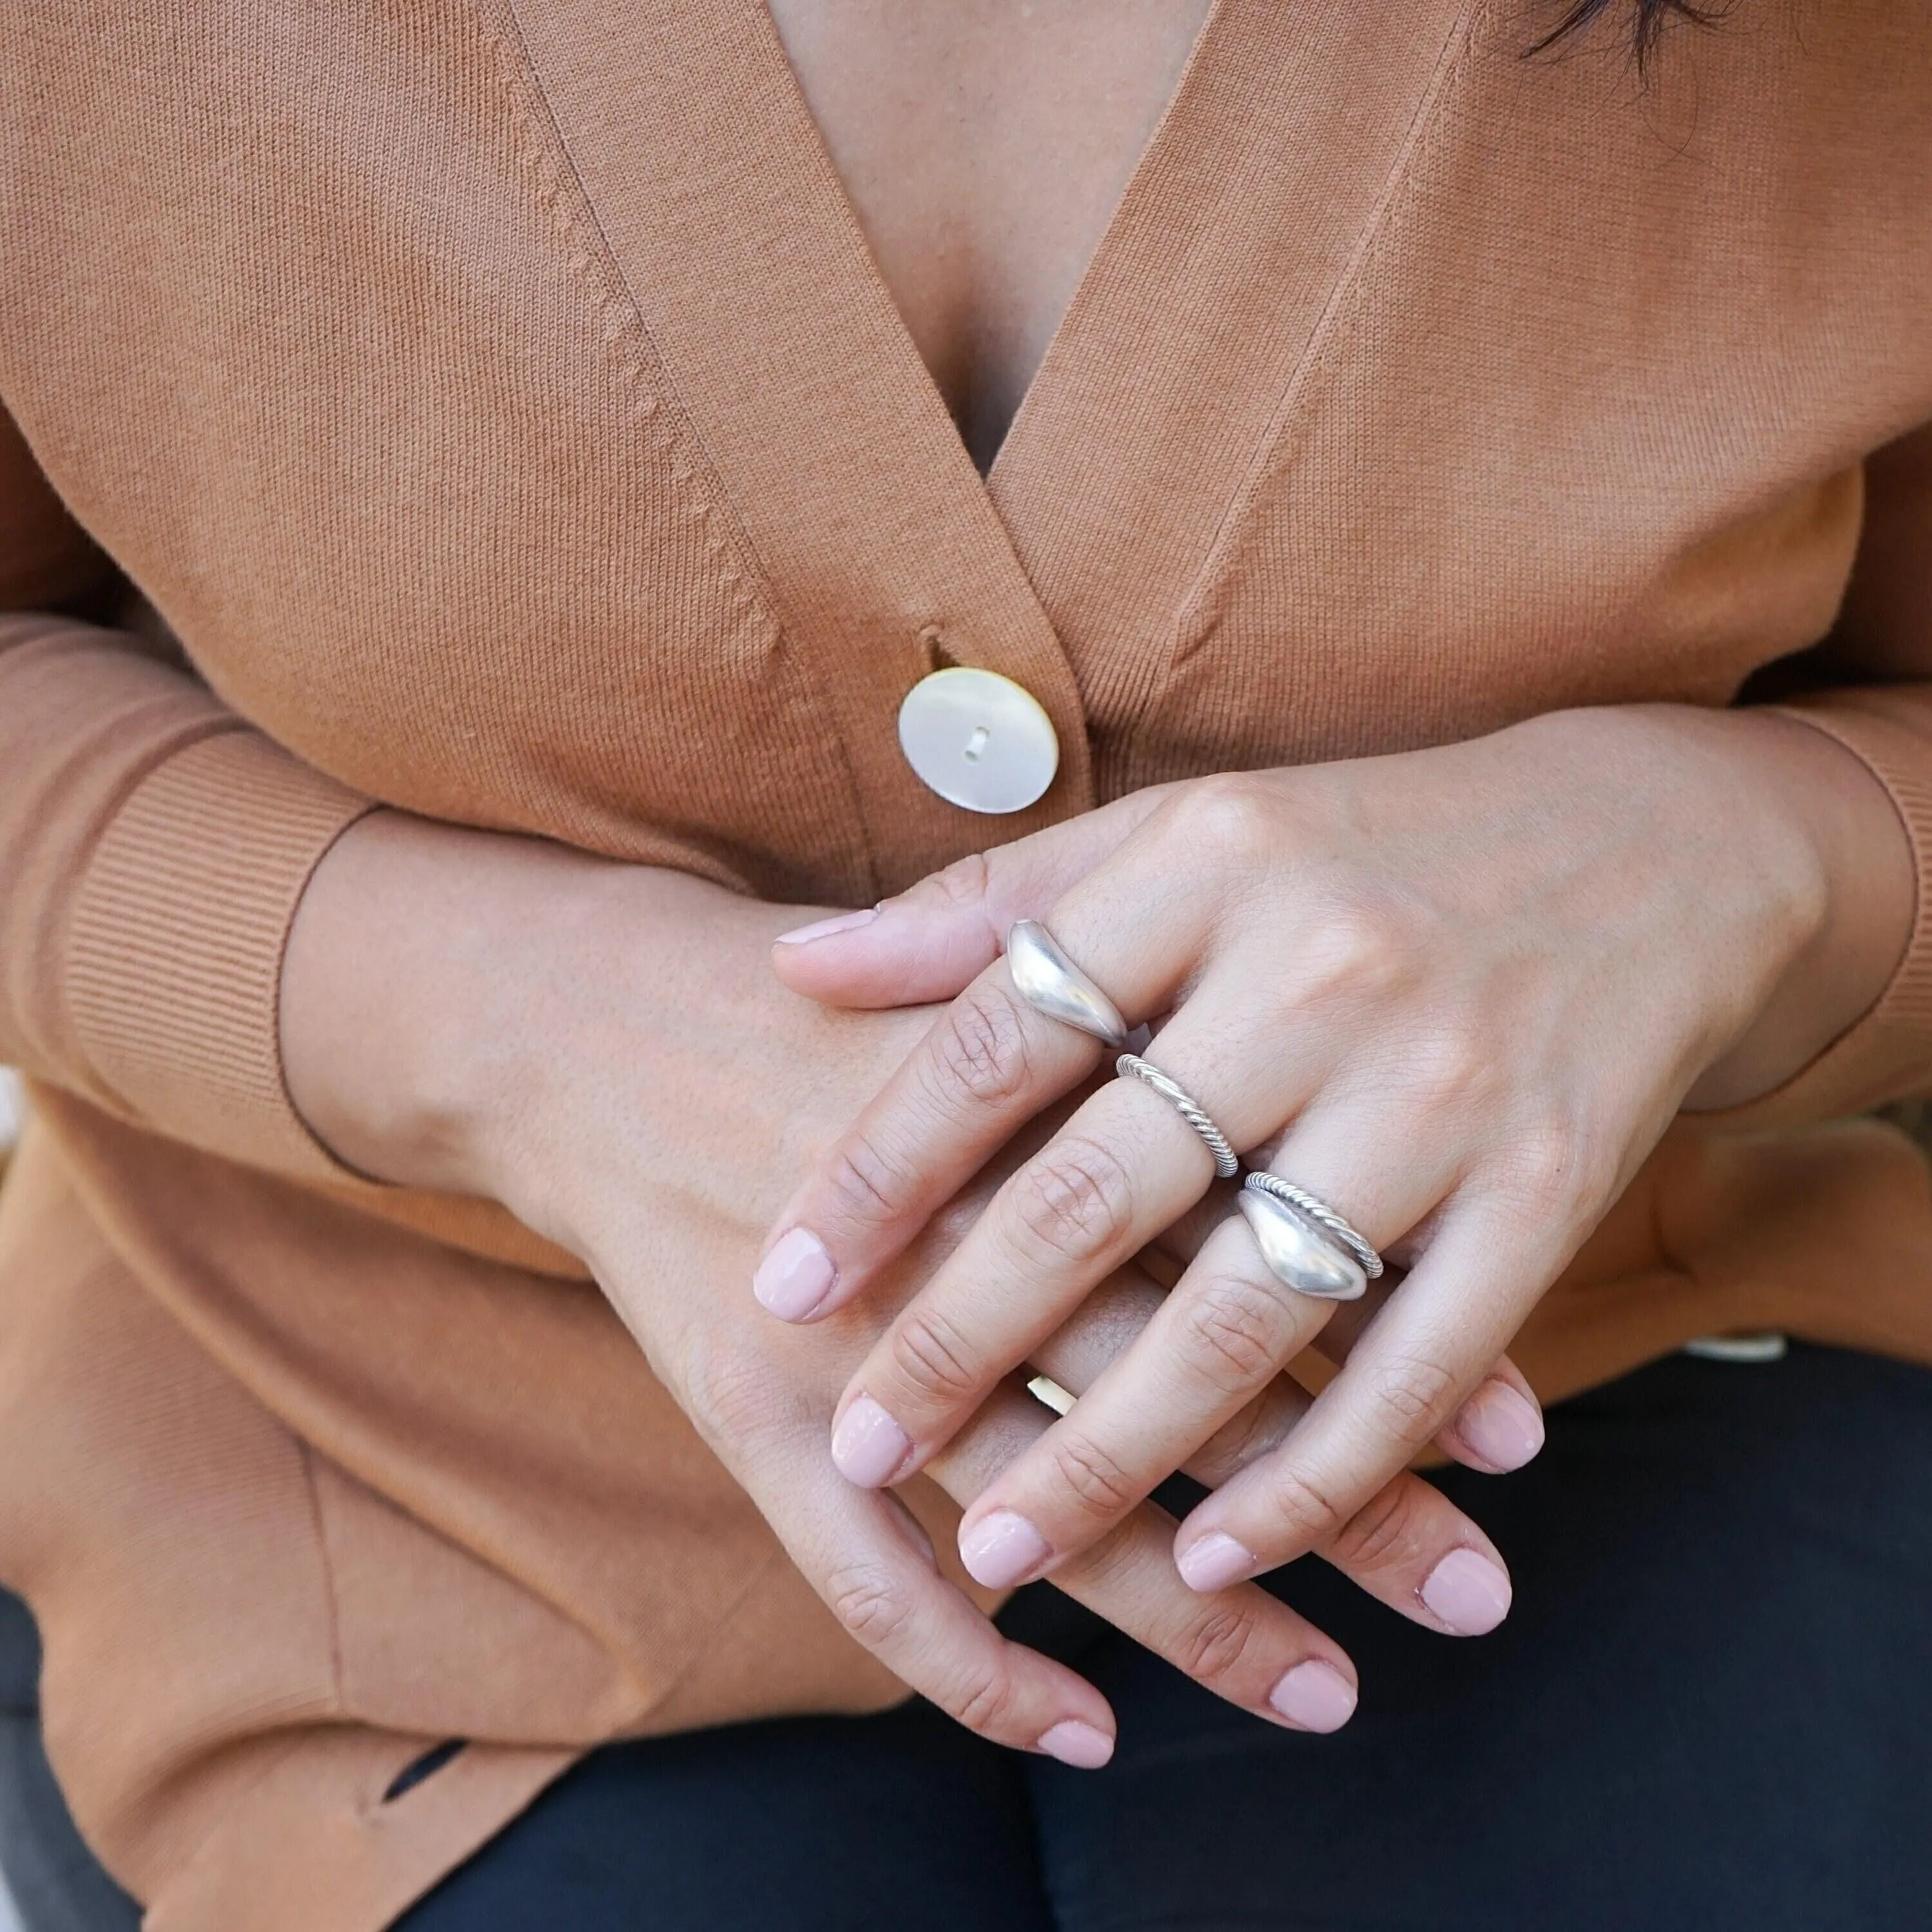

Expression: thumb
xmin=772 ymin=786 xmax=1173 ymax=1009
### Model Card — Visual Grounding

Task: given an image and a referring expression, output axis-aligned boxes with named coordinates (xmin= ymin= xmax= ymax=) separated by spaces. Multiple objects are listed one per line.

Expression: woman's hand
xmin=278 ymin=815 xmax=1513 ymax=1756
xmin=762 ymin=704 xmax=1912 ymax=1597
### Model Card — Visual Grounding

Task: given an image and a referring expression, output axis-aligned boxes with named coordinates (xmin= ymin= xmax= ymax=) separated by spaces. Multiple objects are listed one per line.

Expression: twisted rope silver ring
xmin=1007 ymin=920 xmax=1130 ymax=1048
xmin=1115 ymin=1054 xmax=1239 ymax=1179
xmin=1242 ymin=1171 xmax=1384 ymax=1279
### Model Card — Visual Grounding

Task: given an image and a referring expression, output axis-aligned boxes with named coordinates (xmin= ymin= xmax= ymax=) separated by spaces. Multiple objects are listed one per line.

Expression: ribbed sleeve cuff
xmin=62 ymin=730 xmax=375 ymax=1182
xmin=1718 ymin=694 xmax=1932 ymax=1127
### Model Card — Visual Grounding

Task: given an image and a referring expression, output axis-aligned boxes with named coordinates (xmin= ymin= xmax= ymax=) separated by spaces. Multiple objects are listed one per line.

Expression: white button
xmin=897 ymin=667 xmax=1059 ymax=814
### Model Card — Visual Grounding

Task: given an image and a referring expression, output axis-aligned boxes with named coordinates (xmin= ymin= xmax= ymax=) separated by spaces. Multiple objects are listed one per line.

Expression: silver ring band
xmin=1006 ymin=921 xmax=1129 ymax=1048
xmin=1242 ymin=1172 xmax=1384 ymax=1279
xmin=1115 ymin=1054 xmax=1239 ymax=1178
xmin=1236 ymin=1186 xmax=1368 ymax=1300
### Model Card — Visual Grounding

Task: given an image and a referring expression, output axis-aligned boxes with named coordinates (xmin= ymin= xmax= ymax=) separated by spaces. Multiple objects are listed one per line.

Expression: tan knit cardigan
xmin=2 ymin=2 xmax=1931 ymax=1926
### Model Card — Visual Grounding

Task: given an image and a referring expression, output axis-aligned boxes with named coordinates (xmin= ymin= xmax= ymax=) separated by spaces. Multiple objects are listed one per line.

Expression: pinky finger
xmin=1312 ymin=1283 xmax=1546 ymax=1475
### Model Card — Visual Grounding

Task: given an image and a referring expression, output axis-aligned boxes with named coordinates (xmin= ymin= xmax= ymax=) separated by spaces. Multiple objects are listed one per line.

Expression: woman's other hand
xmin=276 ymin=815 xmax=1495 ymax=1756
xmin=763 ymin=705 xmax=1911 ymax=1596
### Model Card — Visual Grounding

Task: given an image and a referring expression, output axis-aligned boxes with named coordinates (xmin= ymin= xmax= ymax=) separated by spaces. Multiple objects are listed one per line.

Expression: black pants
xmin=399 ymin=1345 xmax=1932 ymax=1932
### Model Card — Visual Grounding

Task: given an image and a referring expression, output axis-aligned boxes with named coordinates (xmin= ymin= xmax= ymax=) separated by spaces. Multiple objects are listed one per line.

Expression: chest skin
xmin=762 ymin=0 xmax=1215 ymax=470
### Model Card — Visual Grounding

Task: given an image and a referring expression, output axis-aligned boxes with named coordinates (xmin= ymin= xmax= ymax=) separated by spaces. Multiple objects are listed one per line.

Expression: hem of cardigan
xmin=142 ymin=1732 xmax=581 ymax=1932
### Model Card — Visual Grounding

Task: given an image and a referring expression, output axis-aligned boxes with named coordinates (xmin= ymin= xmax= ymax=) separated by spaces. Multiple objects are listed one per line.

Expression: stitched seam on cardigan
xmin=297 ymin=1441 xmax=349 ymax=1728
xmin=1142 ymin=0 xmax=1491 ymax=715
xmin=471 ymin=0 xmax=777 ymax=645
xmin=473 ymin=0 xmax=876 ymax=893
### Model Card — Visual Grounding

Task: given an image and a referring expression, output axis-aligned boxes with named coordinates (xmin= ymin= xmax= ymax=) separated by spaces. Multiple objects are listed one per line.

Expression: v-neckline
xmin=502 ymin=0 xmax=1476 ymax=876
xmin=746 ymin=0 xmax=1233 ymax=489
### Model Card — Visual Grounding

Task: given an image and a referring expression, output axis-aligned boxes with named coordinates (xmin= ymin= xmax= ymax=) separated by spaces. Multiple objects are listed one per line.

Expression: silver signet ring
xmin=1237 ymin=1188 xmax=1368 ymax=1302
xmin=1006 ymin=920 xmax=1129 ymax=1048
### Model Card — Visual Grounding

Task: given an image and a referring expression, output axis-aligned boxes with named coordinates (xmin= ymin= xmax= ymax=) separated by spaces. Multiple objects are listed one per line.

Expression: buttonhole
xmin=963 ymin=725 xmax=990 ymax=762
xmin=382 ymin=1738 xmax=468 ymax=1803
xmin=920 ymin=625 xmax=960 ymax=672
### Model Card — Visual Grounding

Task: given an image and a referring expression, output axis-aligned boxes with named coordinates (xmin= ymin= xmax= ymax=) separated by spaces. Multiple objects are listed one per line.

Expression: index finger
xmin=753 ymin=954 xmax=1103 ymax=1321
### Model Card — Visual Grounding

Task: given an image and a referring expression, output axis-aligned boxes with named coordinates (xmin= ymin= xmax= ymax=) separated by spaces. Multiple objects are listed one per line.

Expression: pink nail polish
xmin=752 ymin=1227 xmax=837 ymax=1321
xmin=773 ymin=907 xmax=879 ymax=946
xmin=1421 ymin=1547 xmax=1513 ymax=1636
xmin=959 ymin=1511 xmax=1051 ymax=1589
xmin=830 ymin=1396 xmax=914 ymax=1488
xmin=1037 ymin=1719 xmax=1114 ymax=1769
xmin=1175 ymin=1531 xmax=1256 ymax=1593
xmin=1457 ymin=1380 xmax=1546 ymax=1472
xmin=1268 ymin=1660 xmax=1358 ymax=1733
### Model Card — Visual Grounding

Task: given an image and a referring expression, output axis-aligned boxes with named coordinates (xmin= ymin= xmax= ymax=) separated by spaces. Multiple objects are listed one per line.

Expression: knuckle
xmin=929 ymin=983 xmax=1034 ymax=1108
xmin=1365 ymin=1352 xmax=1462 ymax=1443
xmin=681 ymin=1340 xmax=789 ymax=1455
xmin=889 ymin=1305 xmax=985 ymax=1406
xmin=1297 ymin=901 xmax=1412 ymax=1002
xmin=1177 ymin=1601 xmax=1267 ymax=1689
xmin=1260 ymin=1461 xmax=1351 ymax=1546
xmin=1177 ymin=1273 xmax=1295 ymax=1388
xmin=1402 ymin=1024 xmax=1497 ymax=1118
xmin=951 ymin=1661 xmax=1018 ymax=1737
xmin=824 ymin=1563 xmax=914 ymax=1649
xmin=1325 ymin=1481 xmax=1426 ymax=1574
xmin=822 ymin=1129 xmax=918 ymax=1228
xmin=929 ymin=850 xmax=993 ymax=914
xmin=1009 ymin=1137 xmax=1135 ymax=1265
xmin=1044 ymin=1430 xmax=1142 ymax=1519
xmin=1163 ymin=773 xmax=1276 ymax=867
xmin=1495 ymin=1113 xmax=1604 ymax=1226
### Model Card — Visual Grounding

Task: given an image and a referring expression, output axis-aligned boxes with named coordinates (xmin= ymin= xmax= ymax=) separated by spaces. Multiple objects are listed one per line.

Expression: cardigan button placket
xmin=896 ymin=665 xmax=1061 ymax=813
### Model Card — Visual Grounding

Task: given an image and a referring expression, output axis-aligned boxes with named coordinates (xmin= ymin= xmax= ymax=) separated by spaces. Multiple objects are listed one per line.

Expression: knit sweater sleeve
xmin=1723 ymin=419 xmax=1932 ymax=1128
xmin=0 ymin=405 xmax=374 ymax=1181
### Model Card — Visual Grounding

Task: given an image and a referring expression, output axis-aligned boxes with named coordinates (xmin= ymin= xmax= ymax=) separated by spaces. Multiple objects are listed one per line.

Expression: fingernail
xmin=1421 ymin=1548 xmax=1513 ymax=1636
xmin=1037 ymin=1719 xmax=1114 ymax=1769
xmin=1175 ymin=1531 xmax=1256 ymax=1593
xmin=1457 ymin=1379 xmax=1546 ymax=1472
xmin=774 ymin=907 xmax=879 ymax=946
xmin=959 ymin=1511 xmax=1051 ymax=1589
xmin=831 ymin=1395 xmax=913 ymax=1488
xmin=1267 ymin=1660 xmax=1358 ymax=1733
xmin=752 ymin=1227 xmax=837 ymax=1321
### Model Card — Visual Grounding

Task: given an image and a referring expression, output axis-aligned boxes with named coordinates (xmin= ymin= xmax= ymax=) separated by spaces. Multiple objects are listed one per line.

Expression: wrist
xmin=1665 ymin=705 xmax=1914 ymax=1108
xmin=280 ymin=811 xmax=628 ymax=1194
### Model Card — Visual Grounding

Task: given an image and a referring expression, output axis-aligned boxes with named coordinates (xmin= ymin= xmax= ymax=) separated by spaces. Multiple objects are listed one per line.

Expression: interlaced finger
xmin=989 ymin=1253 xmax=1519 ymax=1635
xmin=951 ymin=1215 xmax=1336 ymax=1580
xmin=931 ymin=1382 xmax=1361 ymax=1733
xmin=1173 ymin=1188 xmax=1581 ymax=1604
xmin=754 ymin=959 xmax=1102 ymax=1323
xmin=737 ymin=1421 xmax=1121 ymax=1766
xmin=825 ymin=1065 xmax=1256 ymax=1491
xmin=755 ymin=808 xmax=1226 ymax=1324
